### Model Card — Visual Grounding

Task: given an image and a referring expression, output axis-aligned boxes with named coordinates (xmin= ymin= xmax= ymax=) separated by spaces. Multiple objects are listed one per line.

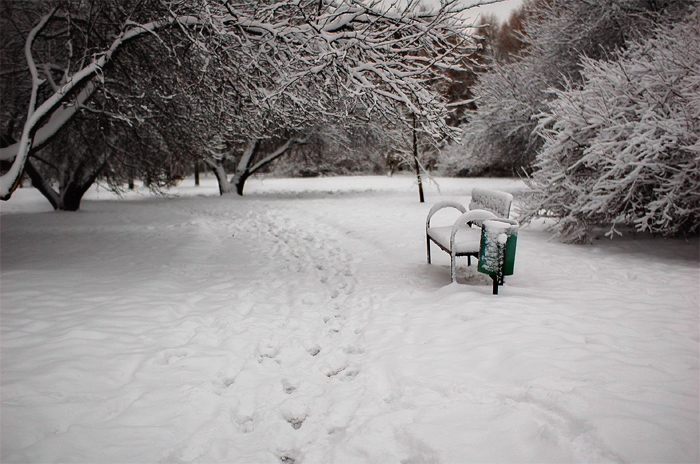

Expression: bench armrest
xmin=450 ymin=209 xmax=498 ymax=247
xmin=426 ymin=201 xmax=467 ymax=231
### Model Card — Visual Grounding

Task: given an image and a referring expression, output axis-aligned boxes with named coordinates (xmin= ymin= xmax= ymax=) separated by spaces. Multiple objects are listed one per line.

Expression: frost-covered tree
xmin=0 ymin=0 xmax=209 ymax=209
xmin=18 ymin=27 xmax=211 ymax=209
xmin=521 ymin=5 xmax=700 ymax=241
xmin=442 ymin=0 xmax=692 ymax=177
xmin=185 ymin=1 xmax=481 ymax=196
xmin=1 ymin=0 xmax=477 ymax=206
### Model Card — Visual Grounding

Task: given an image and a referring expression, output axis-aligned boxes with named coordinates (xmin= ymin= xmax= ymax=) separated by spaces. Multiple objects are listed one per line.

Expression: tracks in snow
xmin=159 ymin=201 xmax=379 ymax=462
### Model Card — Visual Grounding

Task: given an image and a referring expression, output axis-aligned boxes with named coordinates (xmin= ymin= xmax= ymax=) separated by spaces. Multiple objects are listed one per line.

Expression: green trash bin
xmin=478 ymin=218 xmax=518 ymax=294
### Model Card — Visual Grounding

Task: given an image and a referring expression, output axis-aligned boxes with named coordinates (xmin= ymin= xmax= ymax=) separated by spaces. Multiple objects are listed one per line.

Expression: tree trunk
xmin=209 ymin=162 xmax=236 ymax=195
xmin=234 ymin=172 xmax=249 ymax=195
xmin=59 ymin=183 xmax=89 ymax=211
xmin=413 ymin=114 xmax=425 ymax=203
xmin=23 ymin=157 xmax=104 ymax=211
xmin=0 ymin=15 xmax=204 ymax=201
xmin=208 ymin=138 xmax=300 ymax=197
xmin=23 ymin=160 xmax=60 ymax=209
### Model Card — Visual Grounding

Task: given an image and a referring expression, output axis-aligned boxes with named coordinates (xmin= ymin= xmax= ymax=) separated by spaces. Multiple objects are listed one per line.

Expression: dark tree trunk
xmin=24 ymin=160 xmax=59 ymax=209
xmin=412 ymin=114 xmax=425 ymax=203
xmin=234 ymin=172 xmax=249 ymax=195
xmin=24 ymin=157 xmax=104 ymax=211
xmin=59 ymin=185 xmax=87 ymax=211
xmin=207 ymin=138 xmax=300 ymax=197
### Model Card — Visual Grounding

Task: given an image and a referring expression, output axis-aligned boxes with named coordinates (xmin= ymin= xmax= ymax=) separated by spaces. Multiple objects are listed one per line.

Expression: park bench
xmin=426 ymin=188 xmax=514 ymax=283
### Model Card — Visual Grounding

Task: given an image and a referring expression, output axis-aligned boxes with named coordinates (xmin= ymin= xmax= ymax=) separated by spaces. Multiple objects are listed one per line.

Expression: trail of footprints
xmin=238 ymin=208 xmax=370 ymax=463
xmin=159 ymin=205 xmax=371 ymax=462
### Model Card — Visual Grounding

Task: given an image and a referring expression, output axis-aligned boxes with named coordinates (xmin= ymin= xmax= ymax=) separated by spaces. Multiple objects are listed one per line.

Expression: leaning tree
xmin=1 ymin=0 xmax=483 ymax=208
xmin=0 ymin=0 xmax=209 ymax=209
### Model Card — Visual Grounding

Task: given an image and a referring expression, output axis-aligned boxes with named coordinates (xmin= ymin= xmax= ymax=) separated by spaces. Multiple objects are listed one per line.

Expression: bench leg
xmin=467 ymin=255 xmax=471 ymax=267
xmin=492 ymin=272 xmax=505 ymax=295
xmin=426 ymin=237 xmax=432 ymax=264
xmin=450 ymin=253 xmax=456 ymax=282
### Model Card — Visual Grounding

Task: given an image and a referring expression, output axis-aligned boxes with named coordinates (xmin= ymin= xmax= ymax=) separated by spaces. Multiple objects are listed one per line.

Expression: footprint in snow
xmin=307 ymin=345 xmax=321 ymax=356
xmin=325 ymin=365 xmax=347 ymax=377
xmin=287 ymin=416 xmax=306 ymax=430
xmin=281 ymin=379 xmax=296 ymax=394
xmin=155 ymin=349 xmax=190 ymax=365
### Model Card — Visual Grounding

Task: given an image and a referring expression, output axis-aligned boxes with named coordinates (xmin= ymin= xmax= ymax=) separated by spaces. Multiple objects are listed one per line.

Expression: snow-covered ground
xmin=1 ymin=175 xmax=698 ymax=463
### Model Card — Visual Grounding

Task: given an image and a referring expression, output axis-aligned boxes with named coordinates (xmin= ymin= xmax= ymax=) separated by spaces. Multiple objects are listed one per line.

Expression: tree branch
xmin=1 ymin=14 xmax=204 ymax=200
xmin=247 ymin=137 xmax=304 ymax=175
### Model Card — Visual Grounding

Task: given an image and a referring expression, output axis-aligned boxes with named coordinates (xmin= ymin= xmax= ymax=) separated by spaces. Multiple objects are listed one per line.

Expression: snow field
xmin=1 ymin=176 xmax=698 ymax=463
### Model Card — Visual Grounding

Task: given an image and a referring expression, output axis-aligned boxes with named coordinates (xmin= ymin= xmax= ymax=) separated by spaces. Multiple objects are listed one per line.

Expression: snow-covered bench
xmin=426 ymin=188 xmax=514 ymax=282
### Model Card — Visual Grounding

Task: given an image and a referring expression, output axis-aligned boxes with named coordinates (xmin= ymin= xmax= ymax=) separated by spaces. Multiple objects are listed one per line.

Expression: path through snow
xmin=1 ymin=176 xmax=698 ymax=463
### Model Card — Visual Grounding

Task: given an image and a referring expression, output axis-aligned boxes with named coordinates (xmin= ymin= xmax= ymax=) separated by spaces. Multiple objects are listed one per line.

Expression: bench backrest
xmin=469 ymin=188 xmax=513 ymax=218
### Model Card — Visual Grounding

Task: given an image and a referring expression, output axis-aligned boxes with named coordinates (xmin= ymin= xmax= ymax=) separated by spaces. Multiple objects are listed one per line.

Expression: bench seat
xmin=427 ymin=226 xmax=482 ymax=255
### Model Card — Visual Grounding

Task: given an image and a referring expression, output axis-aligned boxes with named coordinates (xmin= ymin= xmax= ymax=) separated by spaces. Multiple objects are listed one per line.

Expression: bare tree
xmin=190 ymin=0 xmax=481 ymax=196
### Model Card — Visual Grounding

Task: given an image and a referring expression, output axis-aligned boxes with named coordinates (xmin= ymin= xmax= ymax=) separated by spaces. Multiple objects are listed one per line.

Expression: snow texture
xmin=1 ymin=175 xmax=698 ymax=463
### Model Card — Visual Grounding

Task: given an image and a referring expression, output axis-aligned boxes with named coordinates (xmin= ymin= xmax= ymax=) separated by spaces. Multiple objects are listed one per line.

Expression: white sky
xmin=460 ymin=0 xmax=523 ymax=22
xmin=388 ymin=0 xmax=524 ymax=24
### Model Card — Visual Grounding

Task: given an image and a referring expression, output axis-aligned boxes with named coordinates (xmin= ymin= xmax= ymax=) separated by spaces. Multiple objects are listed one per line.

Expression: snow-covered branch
xmin=521 ymin=4 xmax=700 ymax=240
xmin=0 ymin=14 xmax=204 ymax=200
xmin=247 ymin=137 xmax=303 ymax=175
xmin=2 ymin=0 xmax=477 ymax=202
xmin=0 ymin=81 xmax=97 ymax=162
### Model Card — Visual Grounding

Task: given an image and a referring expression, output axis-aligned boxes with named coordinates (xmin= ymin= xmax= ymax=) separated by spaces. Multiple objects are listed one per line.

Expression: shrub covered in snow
xmin=522 ymin=5 xmax=700 ymax=241
xmin=440 ymin=0 xmax=693 ymax=178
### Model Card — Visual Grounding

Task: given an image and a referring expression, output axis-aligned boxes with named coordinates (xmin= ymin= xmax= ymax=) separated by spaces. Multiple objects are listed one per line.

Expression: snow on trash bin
xmin=478 ymin=218 xmax=518 ymax=294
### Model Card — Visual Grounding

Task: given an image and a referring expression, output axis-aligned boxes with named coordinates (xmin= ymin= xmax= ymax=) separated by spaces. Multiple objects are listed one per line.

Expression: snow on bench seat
xmin=427 ymin=226 xmax=482 ymax=255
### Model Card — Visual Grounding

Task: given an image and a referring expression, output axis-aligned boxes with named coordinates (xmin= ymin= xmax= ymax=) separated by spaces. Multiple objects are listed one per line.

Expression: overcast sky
xmin=461 ymin=0 xmax=523 ymax=22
